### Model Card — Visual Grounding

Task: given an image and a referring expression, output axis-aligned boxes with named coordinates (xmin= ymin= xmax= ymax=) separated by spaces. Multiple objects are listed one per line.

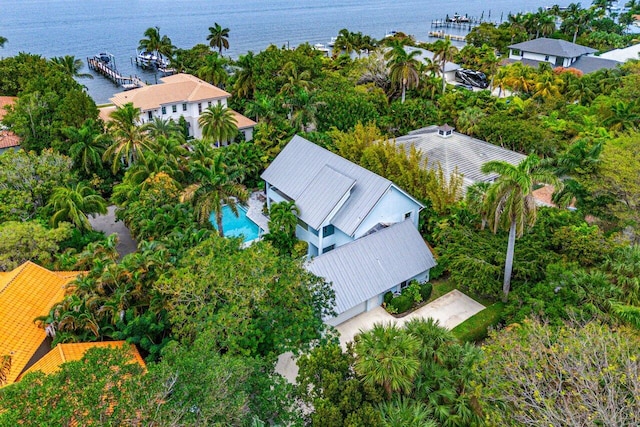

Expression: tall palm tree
xmin=384 ymin=41 xmax=421 ymax=103
xmin=180 ymin=154 xmax=248 ymax=235
xmin=103 ymin=103 xmax=155 ymax=172
xmin=47 ymin=182 xmax=108 ymax=231
xmin=354 ymin=323 xmax=420 ymax=399
xmin=207 ymin=23 xmax=230 ymax=54
xmin=432 ymin=37 xmax=459 ymax=94
xmin=198 ymin=104 xmax=238 ymax=147
xmin=50 ymin=55 xmax=93 ymax=79
xmin=481 ymin=155 xmax=562 ymax=301
xmin=139 ymin=27 xmax=175 ymax=63
xmin=268 ymin=201 xmax=299 ymax=235
xmin=196 ymin=53 xmax=228 ymax=87
xmin=65 ymin=119 xmax=107 ymax=175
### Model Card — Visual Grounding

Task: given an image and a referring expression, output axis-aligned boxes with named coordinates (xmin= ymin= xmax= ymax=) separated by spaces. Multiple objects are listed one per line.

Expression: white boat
xmin=384 ymin=30 xmax=398 ymax=38
xmin=313 ymin=43 xmax=330 ymax=55
xmin=327 ymin=36 xmax=337 ymax=47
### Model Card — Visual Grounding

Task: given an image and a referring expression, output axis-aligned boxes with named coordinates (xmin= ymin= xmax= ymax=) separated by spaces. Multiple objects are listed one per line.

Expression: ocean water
xmin=0 ymin=0 xmax=570 ymax=103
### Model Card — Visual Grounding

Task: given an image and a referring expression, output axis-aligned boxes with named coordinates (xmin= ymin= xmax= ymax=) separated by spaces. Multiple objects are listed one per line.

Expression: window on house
xmin=544 ymin=55 xmax=550 ymax=61
xmin=208 ymin=101 xmax=212 ymax=107
xmin=161 ymin=106 xmax=166 ymax=115
xmin=182 ymin=103 xmax=187 ymax=111
xmin=198 ymin=103 xmax=202 ymax=113
xmin=323 ymin=224 xmax=335 ymax=237
xmin=404 ymin=211 xmax=412 ymax=220
xmin=323 ymin=244 xmax=335 ymax=254
xmin=217 ymin=99 xmax=221 ymax=106
xmin=400 ymin=280 xmax=409 ymax=289
xmin=172 ymin=105 xmax=177 ymax=113
xmin=147 ymin=111 xmax=152 ymax=121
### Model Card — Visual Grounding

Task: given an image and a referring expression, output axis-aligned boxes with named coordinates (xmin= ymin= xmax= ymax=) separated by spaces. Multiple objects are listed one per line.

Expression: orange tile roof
xmin=98 ymin=105 xmax=117 ymax=123
xmin=0 ymin=96 xmax=17 ymax=121
xmin=231 ymin=109 xmax=257 ymax=129
xmin=532 ymin=184 xmax=576 ymax=208
xmin=21 ymin=341 xmax=145 ymax=378
xmin=110 ymin=73 xmax=230 ymax=111
xmin=0 ymin=130 xmax=20 ymax=149
xmin=0 ymin=262 xmax=82 ymax=385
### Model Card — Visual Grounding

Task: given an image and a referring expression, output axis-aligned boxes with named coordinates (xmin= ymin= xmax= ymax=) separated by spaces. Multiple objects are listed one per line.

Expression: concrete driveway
xmin=275 ymin=290 xmax=485 ymax=383
xmin=335 ymin=290 xmax=485 ymax=349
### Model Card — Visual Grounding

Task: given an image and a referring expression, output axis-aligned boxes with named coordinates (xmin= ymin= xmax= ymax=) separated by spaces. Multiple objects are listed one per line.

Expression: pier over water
xmin=87 ymin=54 xmax=145 ymax=90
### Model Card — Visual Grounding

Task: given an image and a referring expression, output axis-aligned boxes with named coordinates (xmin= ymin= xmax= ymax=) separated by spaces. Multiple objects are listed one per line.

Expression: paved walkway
xmin=246 ymin=191 xmax=269 ymax=233
xmin=275 ymin=290 xmax=485 ymax=383
xmin=88 ymin=205 xmax=137 ymax=258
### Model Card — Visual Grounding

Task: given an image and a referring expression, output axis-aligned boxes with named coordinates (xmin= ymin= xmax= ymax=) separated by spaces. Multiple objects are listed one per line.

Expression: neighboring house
xmin=18 ymin=341 xmax=145 ymax=380
xmin=599 ymin=43 xmax=640 ymax=62
xmin=395 ymin=125 xmax=526 ymax=190
xmin=108 ymin=73 xmax=256 ymax=142
xmin=406 ymin=46 xmax=461 ymax=84
xmin=507 ymin=37 xmax=620 ymax=74
xmin=0 ymin=262 xmax=144 ymax=386
xmin=308 ymin=220 xmax=437 ymax=326
xmin=262 ymin=135 xmax=436 ymax=325
xmin=0 ymin=96 xmax=20 ymax=153
xmin=261 ymin=135 xmax=424 ymax=256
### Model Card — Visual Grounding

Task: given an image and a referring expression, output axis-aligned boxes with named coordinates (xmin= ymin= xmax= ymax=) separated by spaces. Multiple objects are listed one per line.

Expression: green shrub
xmin=420 ymin=282 xmax=432 ymax=301
xmin=389 ymin=295 xmax=413 ymax=314
xmin=451 ymin=302 xmax=504 ymax=343
xmin=383 ymin=291 xmax=394 ymax=306
xmin=402 ymin=280 xmax=423 ymax=304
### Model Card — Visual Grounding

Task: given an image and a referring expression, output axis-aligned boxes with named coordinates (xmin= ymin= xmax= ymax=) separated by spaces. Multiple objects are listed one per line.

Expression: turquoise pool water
xmin=210 ymin=205 xmax=261 ymax=242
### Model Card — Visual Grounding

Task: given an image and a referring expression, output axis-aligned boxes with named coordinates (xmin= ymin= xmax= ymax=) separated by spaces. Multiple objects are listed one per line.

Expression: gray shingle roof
xmin=569 ymin=56 xmax=620 ymax=74
xmin=508 ymin=38 xmax=597 ymax=58
xmin=395 ymin=126 xmax=526 ymax=187
xmin=307 ymin=220 xmax=437 ymax=315
xmin=261 ymin=135 xmax=421 ymax=236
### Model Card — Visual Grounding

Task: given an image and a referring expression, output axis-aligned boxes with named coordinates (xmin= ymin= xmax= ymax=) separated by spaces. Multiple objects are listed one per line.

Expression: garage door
xmin=325 ymin=301 xmax=366 ymax=327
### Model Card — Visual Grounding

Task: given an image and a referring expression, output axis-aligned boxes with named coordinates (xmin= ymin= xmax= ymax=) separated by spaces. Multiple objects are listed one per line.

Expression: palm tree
xmin=65 ymin=119 xmax=107 ymax=175
xmin=198 ymin=104 xmax=238 ymax=147
xmin=432 ymin=37 xmax=459 ymax=94
xmin=384 ymin=41 xmax=421 ymax=103
xmin=180 ymin=154 xmax=248 ymax=235
xmin=0 ymin=36 xmax=6 ymax=48
xmin=48 ymin=182 xmax=108 ymax=231
xmin=245 ymin=94 xmax=277 ymax=122
xmin=481 ymin=155 xmax=561 ymax=301
xmin=103 ymin=103 xmax=154 ymax=172
xmin=139 ymin=27 xmax=174 ymax=63
xmin=354 ymin=323 xmax=420 ymax=399
xmin=379 ymin=398 xmax=436 ymax=427
xmin=196 ymin=53 xmax=228 ymax=87
xmin=50 ymin=55 xmax=93 ymax=79
xmin=268 ymin=201 xmax=299 ymax=235
xmin=466 ymin=182 xmax=491 ymax=230
xmin=233 ymin=51 xmax=256 ymax=98
xmin=207 ymin=23 xmax=230 ymax=54
xmin=533 ymin=71 xmax=563 ymax=100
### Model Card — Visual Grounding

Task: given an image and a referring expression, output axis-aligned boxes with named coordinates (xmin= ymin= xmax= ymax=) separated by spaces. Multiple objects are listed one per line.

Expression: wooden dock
xmin=428 ymin=31 xmax=467 ymax=42
xmin=87 ymin=57 xmax=145 ymax=90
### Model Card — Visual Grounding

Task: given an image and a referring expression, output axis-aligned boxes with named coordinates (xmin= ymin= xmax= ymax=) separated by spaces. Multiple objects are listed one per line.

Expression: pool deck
xmin=247 ymin=191 xmax=270 ymax=233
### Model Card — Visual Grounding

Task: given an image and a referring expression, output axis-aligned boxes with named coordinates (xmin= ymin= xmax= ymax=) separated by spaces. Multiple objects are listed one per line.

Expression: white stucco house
xmin=261 ymin=135 xmax=437 ymax=325
xmin=507 ymin=38 xmax=619 ymax=74
xmin=108 ymin=73 xmax=256 ymax=142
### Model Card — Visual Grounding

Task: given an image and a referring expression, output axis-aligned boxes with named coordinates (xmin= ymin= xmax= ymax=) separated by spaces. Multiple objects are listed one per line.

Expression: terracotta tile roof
xmin=232 ymin=109 xmax=257 ymax=129
xmin=0 ymin=262 xmax=83 ymax=385
xmin=20 ymin=341 xmax=145 ymax=378
xmin=110 ymin=73 xmax=230 ymax=111
xmin=532 ymin=184 xmax=575 ymax=208
xmin=98 ymin=105 xmax=117 ymax=123
xmin=0 ymin=96 xmax=17 ymax=121
xmin=0 ymin=130 xmax=20 ymax=149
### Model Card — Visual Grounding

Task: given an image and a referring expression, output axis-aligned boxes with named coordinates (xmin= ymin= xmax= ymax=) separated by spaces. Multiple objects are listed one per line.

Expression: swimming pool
xmin=210 ymin=205 xmax=261 ymax=243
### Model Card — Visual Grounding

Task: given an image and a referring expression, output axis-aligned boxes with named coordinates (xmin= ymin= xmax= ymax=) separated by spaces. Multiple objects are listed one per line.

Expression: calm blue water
xmin=211 ymin=205 xmax=261 ymax=242
xmin=0 ymin=0 xmax=570 ymax=103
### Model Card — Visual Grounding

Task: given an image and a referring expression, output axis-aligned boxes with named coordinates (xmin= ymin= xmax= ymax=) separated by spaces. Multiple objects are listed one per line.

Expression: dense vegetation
xmin=1 ymin=2 xmax=640 ymax=424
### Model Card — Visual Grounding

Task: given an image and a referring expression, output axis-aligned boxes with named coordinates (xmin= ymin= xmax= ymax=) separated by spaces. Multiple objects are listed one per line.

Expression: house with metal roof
xmin=261 ymin=135 xmax=424 ymax=257
xmin=108 ymin=73 xmax=256 ymax=142
xmin=308 ymin=220 xmax=437 ymax=326
xmin=506 ymin=37 xmax=619 ymax=74
xmin=395 ymin=125 xmax=526 ymax=190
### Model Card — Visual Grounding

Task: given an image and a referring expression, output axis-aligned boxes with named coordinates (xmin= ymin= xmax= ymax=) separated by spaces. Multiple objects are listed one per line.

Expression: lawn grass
xmin=451 ymin=302 xmax=505 ymax=343
xmin=426 ymin=277 xmax=456 ymax=303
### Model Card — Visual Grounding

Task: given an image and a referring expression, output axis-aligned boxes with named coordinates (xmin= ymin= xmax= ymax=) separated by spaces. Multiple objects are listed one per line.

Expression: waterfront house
xmin=506 ymin=38 xmax=619 ymax=74
xmin=109 ymin=73 xmax=256 ymax=142
xmin=262 ymin=135 xmax=436 ymax=325
xmin=395 ymin=125 xmax=526 ymax=191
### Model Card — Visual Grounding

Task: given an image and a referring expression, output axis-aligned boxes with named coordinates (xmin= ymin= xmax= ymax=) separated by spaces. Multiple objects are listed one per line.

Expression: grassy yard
xmin=451 ymin=302 xmax=505 ymax=343
xmin=426 ymin=278 xmax=456 ymax=303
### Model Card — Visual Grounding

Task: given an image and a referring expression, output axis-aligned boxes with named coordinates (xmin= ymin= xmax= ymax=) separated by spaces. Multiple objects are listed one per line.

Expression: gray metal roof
xmin=406 ymin=46 xmax=461 ymax=73
xmin=262 ymin=135 xmax=421 ymax=236
xmin=508 ymin=38 xmax=597 ymax=58
xmin=395 ymin=126 xmax=526 ymax=188
xmin=570 ymin=56 xmax=620 ymax=74
xmin=307 ymin=220 xmax=437 ymax=315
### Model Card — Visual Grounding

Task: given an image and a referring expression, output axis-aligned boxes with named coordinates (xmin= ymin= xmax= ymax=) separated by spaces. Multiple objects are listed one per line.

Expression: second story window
xmin=147 ymin=111 xmax=152 ymax=121
xmin=323 ymin=224 xmax=335 ymax=237
xmin=198 ymin=103 xmax=202 ymax=114
xmin=172 ymin=105 xmax=177 ymax=113
xmin=323 ymin=244 xmax=335 ymax=254
xmin=161 ymin=106 xmax=167 ymax=115
xmin=182 ymin=103 xmax=187 ymax=111
xmin=208 ymin=101 xmax=212 ymax=107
